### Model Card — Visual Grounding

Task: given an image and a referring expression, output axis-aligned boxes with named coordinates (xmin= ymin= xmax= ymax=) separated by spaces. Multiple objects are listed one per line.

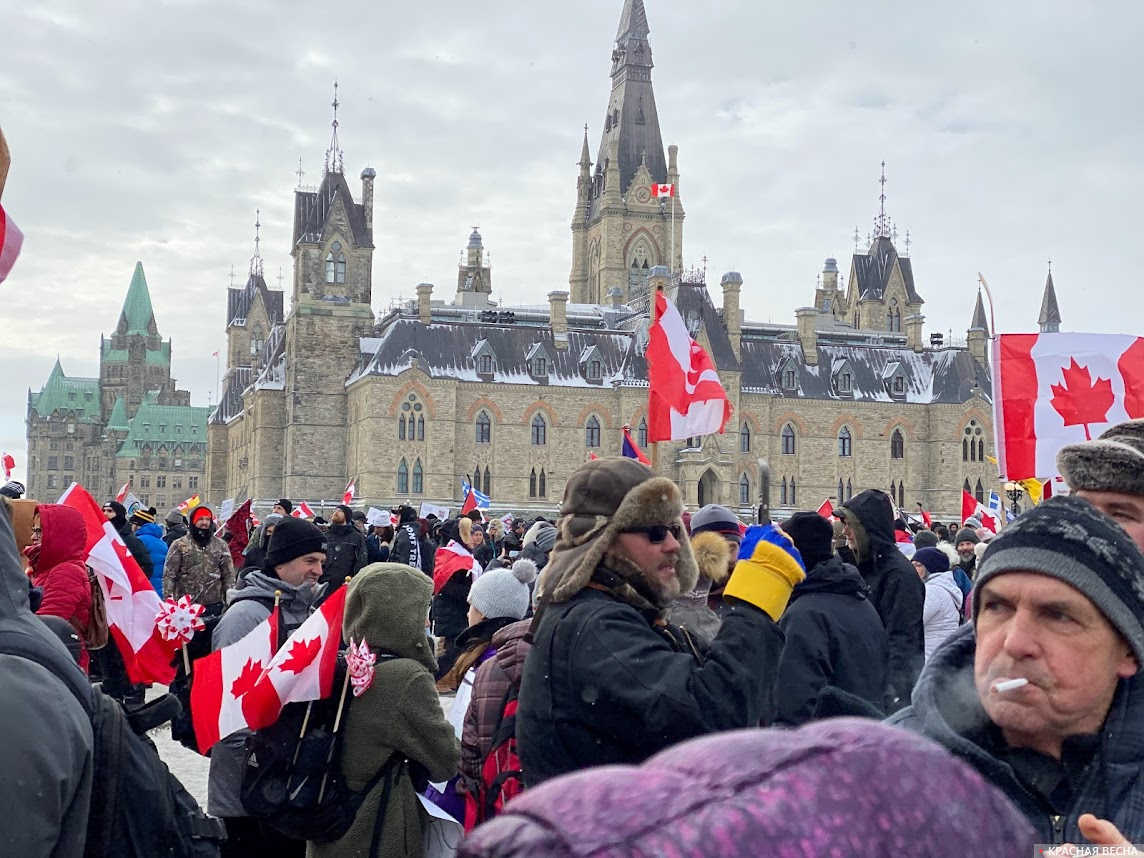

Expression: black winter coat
xmin=321 ymin=525 xmax=368 ymax=586
xmin=518 ymin=586 xmax=783 ymax=787
xmin=843 ymin=490 xmax=925 ymax=712
xmin=391 ymin=523 xmax=433 ymax=574
xmin=774 ymin=556 xmax=887 ymax=726
xmin=431 ymin=571 xmax=471 ymax=644
xmin=163 ymin=524 xmax=187 ymax=547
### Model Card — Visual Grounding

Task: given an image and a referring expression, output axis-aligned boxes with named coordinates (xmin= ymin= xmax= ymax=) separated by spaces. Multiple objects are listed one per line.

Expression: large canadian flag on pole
xmin=191 ymin=606 xmax=280 ymax=753
xmin=993 ymin=333 xmax=1144 ymax=480
xmin=58 ymin=483 xmax=179 ymax=683
xmin=0 ymin=204 xmax=23 ymax=285
xmin=646 ymin=288 xmax=732 ymax=442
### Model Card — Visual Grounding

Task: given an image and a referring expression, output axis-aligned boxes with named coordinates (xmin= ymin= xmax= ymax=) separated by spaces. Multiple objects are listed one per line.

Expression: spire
xmin=874 ymin=160 xmax=893 ymax=240
xmin=119 ymin=261 xmax=156 ymax=336
xmin=1038 ymin=265 xmax=1061 ymax=333
xmin=324 ymin=81 xmax=343 ymax=175
xmin=579 ymin=124 xmax=591 ymax=168
xmin=970 ymin=288 xmax=989 ymax=333
xmin=615 ymin=0 xmax=649 ymax=41
xmin=249 ymin=209 xmax=263 ymax=277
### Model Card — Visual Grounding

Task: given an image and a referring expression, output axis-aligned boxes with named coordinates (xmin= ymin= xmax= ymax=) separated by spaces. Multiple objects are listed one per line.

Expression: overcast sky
xmin=2 ymin=0 xmax=1142 ymax=483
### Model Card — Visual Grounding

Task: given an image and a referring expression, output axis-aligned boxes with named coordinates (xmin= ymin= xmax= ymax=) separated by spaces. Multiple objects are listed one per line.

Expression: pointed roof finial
xmin=853 ymin=226 xmax=861 ymax=253
xmin=1039 ymin=264 xmax=1061 ymax=332
xmin=579 ymin=123 xmax=591 ymax=167
xmin=904 ymin=228 xmax=911 ymax=257
xmin=296 ymin=156 xmax=305 ymax=189
xmin=249 ymin=209 xmax=263 ymax=277
xmin=970 ymin=288 xmax=989 ymax=334
xmin=874 ymin=160 xmax=891 ymax=239
xmin=324 ymin=81 xmax=343 ymax=175
xmin=277 ymin=266 xmax=284 ymax=291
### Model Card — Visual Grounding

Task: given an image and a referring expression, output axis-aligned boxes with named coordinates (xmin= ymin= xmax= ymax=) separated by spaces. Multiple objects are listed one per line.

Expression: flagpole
xmin=670 ymin=194 xmax=675 ymax=277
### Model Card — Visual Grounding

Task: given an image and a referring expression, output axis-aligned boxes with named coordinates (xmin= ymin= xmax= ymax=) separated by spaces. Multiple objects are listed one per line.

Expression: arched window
xmin=790 ymin=478 xmax=797 ymax=505
xmin=978 ymin=439 xmax=985 ymax=461
xmin=538 ymin=469 xmax=546 ymax=498
xmin=838 ymin=427 xmax=852 ymax=457
xmin=891 ymin=429 xmax=904 ymax=459
xmin=838 ymin=478 xmax=844 ymax=501
xmin=898 ymin=481 xmax=906 ymax=507
xmin=412 ymin=459 xmax=423 ymax=494
xmin=531 ymin=414 xmax=546 ymax=446
xmin=325 ymin=242 xmax=346 ymax=284
xmin=964 ymin=478 xmax=972 ymax=495
xmin=398 ymin=414 xmax=406 ymax=440
xmin=963 ymin=438 xmax=969 ymax=461
xmin=529 ymin=468 xmax=537 ymax=498
xmin=781 ymin=424 xmax=796 ymax=455
xmin=397 ymin=459 xmax=408 ymax=494
xmin=740 ymin=474 xmax=751 ymax=506
xmin=473 ymin=464 xmax=481 ymax=490
xmin=846 ymin=479 xmax=854 ymax=501
xmin=780 ymin=477 xmax=788 ymax=505
xmin=975 ymin=479 xmax=984 ymax=504
xmin=740 ymin=422 xmax=751 ymax=453
xmin=483 ymin=466 xmax=491 ymax=496
xmin=637 ymin=418 xmax=647 ymax=449
xmin=585 ymin=416 xmax=601 ymax=448
xmin=476 ymin=411 xmax=491 ymax=444
xmin=417 ymin=415 xmax=425 ymax=441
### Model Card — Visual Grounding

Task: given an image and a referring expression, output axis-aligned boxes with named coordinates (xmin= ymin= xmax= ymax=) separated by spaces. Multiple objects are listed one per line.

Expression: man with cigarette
xmin=889 ymin=495 xmax=1144 ymax=846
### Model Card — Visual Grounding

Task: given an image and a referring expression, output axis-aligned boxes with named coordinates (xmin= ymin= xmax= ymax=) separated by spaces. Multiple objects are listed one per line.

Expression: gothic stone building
xmin=206 ymin=0 xmax=1064 ymax=520
xmin=25 ymin=263 xmax=210 ymax=509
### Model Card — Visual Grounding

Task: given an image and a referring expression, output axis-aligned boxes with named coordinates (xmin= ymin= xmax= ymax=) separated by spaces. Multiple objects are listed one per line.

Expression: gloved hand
xmin=723 ymin=523 xmax=806 ymax=621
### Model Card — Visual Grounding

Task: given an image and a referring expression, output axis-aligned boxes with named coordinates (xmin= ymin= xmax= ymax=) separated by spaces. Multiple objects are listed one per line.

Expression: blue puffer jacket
xmin=134 ymin=523 xmax=168 ymax=595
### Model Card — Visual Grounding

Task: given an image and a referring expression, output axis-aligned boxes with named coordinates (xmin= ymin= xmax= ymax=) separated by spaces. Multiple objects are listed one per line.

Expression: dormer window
xmin=588 ymin=360 xmax=602 ymax=380
xmin=839 ymin=373 xmax=852 ymax=393
xmin=893 ymin=376 xmax=905 ymax=394
xmin=579 ymin=344 xmax=605 ymax=383
xmin=882 ymin=360 xmax=908 ymax=399
xmin=533 ymin=357 xmax=547 ymax=376
xmin=480 ymin=355 xmax=494 ymax=374
xmin=777 ymin=359 xmax=798 ymax=392
xmin=472 ymin=339 xmax=497 ymax=377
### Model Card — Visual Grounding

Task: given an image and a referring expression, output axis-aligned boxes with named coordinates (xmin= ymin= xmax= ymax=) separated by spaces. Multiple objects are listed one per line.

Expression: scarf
xmin=402 ymin=523 xmax=421 ymax=570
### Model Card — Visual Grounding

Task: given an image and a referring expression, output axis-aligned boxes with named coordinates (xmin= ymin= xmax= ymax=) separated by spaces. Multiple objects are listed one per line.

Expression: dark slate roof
xmin=353 ymin=319 xmax=636 ymax=388
xmin=739 ymin=340 xmax=990 ymax=404
xmin=673 ymin=282 xmax=739 ymax=371
xmin=210 ymin=366 xmax=255 ymax=425
xmin=1038 ymin=272 xmax=1061 ymax=328
xmin=227 ymin=271 xmax=284 ymax=327
xmin=293 ymin=170 xmax=372 ymax=248
xmin=851 ymin=237 xmax=922 ymax=304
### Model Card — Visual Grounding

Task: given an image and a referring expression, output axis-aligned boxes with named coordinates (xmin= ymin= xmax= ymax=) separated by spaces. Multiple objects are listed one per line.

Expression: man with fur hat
xmin=839 ymin=489 xmax=925 ymax=712
xmin=518 ymin=457 xmax=805 ymax=786
xmin=1058 ymin=418 xmax=1144 ymax=549
xmin=320 ymin=503 xmax=368 ymax=587
xmin=666 ymin=504 xmax=740 ymax=645
xmin=889 ymin=496 xmax=1144 ymax=845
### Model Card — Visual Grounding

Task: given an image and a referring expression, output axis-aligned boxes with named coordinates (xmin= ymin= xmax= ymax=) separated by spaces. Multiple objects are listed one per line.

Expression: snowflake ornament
xmin=346 ymin=637 xmax=377 ymax=697
xmin=155 ymin=595 xmax=207 ymax=644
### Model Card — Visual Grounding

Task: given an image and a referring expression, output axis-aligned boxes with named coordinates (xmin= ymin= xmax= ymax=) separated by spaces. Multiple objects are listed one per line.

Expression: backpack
xmin=85 ymin=565 xmax=109 ymax=650
xmin=240 ymin=655 xmax=400 ymax=843
xmin=0 ymin=625 xmax=226 ymax=858
xmin=463 ymin=682 xmax=524 ymax=832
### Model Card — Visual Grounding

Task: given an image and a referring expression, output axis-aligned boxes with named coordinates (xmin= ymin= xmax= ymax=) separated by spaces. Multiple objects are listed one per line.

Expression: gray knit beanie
xmin=690 ymin=504 xmax=742 ymax=536
xmin=469 ymin=559 xmax=538 ymax=620
xmin=1058 ymin=418 xmax=1144 ymax=497
xmin=955 ymin=527 xmax=980 ymax=546
xmin=914 ymin=530 xmax=939 ymax=550
xmin=974 ymin=495 xmax=1144 ymax=661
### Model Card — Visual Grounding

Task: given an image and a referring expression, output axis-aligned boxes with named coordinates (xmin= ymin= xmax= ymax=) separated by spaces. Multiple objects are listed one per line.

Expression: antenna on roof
xmin=853 ymin=226 xmax=861 ymax=253
xmin=250 ymin=210 xmax=263 ymax=277
xmin=296 ymin=156 xmax=305 ymax=189
xmin=229 ymin=265 xmax=235 ymax=288
xmin=905 ymin=229 xmax=911 ymax=257
xmin=1047 ymin=258 xmax=1052 ymax=275
xmin=277 ymin=266 xmax=284 ymax=291
xmin=324 ymin=81 xmax=343 ymax=175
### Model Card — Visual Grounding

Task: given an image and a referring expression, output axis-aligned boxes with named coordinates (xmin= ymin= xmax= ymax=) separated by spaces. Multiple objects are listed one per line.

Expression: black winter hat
xmin=275 ymin=498 xmax=293 ymax=513
xmin=265 ymin=517 xmax=326 ymax=572
xmin=975 ymin=495 xmax=1144 ymax=662
xmin=913 ymin=547 xmax=950 ymax=578
xmin=783 ymin=512 xmax=834 ymax=572
xmin=914 ymin=530 xmax=939 ymax=550
xmin=336 ymin=504 xmax=354 ymax=524
xmin=398 ymin=505 xmax=418 ymax=524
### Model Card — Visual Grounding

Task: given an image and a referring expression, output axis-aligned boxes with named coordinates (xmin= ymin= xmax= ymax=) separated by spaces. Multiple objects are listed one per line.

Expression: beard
xmin=604 ymin=547 xmax=681 ymax=608
xmin=191 ymin=526 xmax=213 ymax=546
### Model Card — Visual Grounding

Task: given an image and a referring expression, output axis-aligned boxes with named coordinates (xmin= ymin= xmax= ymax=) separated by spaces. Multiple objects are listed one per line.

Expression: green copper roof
xmin=28 ymin=359 xmax=102 ymax=423
xmin=119 ymin=262 xmax=157 ymax=336
xmin=115 ymin=395 xmax=210 ymax=458
xmin=106 ymin=396 xmax=129 ymax=430
xmin=101 ymin=339 xmax=170 ymax=365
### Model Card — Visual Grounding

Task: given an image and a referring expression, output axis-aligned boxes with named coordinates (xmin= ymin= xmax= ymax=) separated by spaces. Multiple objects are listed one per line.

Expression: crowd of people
xmin=3 ymin=416 xmax=1144 ymax=856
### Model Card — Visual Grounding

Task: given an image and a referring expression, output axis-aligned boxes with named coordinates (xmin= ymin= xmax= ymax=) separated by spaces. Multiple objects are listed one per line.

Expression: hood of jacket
xmin=135 ymin=522 xmax=164 ymax=542
xmin=35 ymin=504 xmax=87 ymax=571
xmin=788 ymin=555 xmax=868 ymax=603
xmin=343 ymin=562 xmax=436 ymax=672
xmin=490 ymin=618 xmax=532 ymax=686
xmin=690 ymin=530 xmax=731 ymax=586
xmin=842 ymin=489 xmax=895 ymax=549
xmin=229 ymin=569 xmax=327 ymax=621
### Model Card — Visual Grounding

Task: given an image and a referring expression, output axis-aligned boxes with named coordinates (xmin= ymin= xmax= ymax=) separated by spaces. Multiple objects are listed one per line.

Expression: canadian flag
xmin=343 ymin=479 xmax=356 ymax=505
xmin=993 ymin=332 xmax=1144 ymax=480
xmin=816 ymin=499 xmax=834 ymax=519
xmin=59 ymin=483 xmax=179 ymax=683
xmin=916 ymin=502 xmax=933 ymax=528
xmin=1 ymin=452 xmax=13 ymax=479
xmin=433 ymin=540 xmax=475 ymax=596
xmin=115 ymin=480 xmax=131 ymax=503
xmin=190 ymin=605 xmax=280 ymax=753
xmin=0 ymin=204 xmax=23 ymax=285
xmin=646 ymin=288 xmax=732 ymax=442
xmin=650 ymin=183 xmax=675 ymax=198
xmin=291 ymin=501 xmax=317 ymax=519
xmin=961 ymin=490 xmax=998 ymax=534
xmin=242 ymin=586 xmax=348 ymax=733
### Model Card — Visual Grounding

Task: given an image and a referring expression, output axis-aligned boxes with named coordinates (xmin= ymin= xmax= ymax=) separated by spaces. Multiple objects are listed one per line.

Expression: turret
xmin=968 ymin=290 xmax=989 ymax=367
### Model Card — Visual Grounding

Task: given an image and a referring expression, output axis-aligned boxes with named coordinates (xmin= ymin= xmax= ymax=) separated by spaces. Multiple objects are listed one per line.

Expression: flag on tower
xmin=621 ymin=426 xmax=650 ymax=465
xmin=0 ymin=204 xmax=23 ymax=285
xmin=650 ymin=183 xmax=675 ymax=198
xmin=343 ymin=478 xmax=356 ymax=505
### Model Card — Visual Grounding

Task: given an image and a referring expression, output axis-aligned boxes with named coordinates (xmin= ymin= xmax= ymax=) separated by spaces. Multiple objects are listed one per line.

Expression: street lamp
xmin=1003 ymin=481 xmax=1023 ymax=519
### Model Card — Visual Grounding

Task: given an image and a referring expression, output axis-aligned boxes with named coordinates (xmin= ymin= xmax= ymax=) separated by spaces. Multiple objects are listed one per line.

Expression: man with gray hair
xmin=1058 ymin=418 xmax=1144 ymax=549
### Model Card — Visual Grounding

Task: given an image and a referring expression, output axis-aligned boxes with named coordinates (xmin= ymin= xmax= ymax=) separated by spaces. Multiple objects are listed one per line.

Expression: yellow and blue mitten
xmin=723 ymin=524 xmax=806 ymax=621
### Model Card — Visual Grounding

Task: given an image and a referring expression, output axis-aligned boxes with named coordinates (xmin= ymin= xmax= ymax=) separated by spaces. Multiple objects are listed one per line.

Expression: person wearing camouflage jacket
xmin=162 ymin=505 xmax=235 ymax=609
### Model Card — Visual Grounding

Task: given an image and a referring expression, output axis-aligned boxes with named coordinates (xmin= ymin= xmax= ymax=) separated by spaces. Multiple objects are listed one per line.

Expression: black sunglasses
xmin=622 ymin=523 xmax=682 ymax=543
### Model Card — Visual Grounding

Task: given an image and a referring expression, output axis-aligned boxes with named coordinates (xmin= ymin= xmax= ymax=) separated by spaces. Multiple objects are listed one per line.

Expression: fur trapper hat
xmin=537 ymin=457 xmax=698 ymax=604
xmin=690 ymin=530 xmax=732 ymax=585
xmin=1058 ymin=418 xmax=1144 ymax=498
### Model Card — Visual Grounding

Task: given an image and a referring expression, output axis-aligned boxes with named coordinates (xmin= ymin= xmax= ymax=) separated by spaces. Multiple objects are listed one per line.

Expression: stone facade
xmin=26 ymin=262 xmax=208 ymax=509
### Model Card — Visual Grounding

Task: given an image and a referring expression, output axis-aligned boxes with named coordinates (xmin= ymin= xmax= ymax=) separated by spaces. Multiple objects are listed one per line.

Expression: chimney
xmin=720 ymin=271 xmax=742 ymax=360
xmin=795 ymin=307 xmax=819 ymax=366
xmin=360 ymin=167 xmax=376 ymax=232
xmin=548 ymin=290 xmax=569 ymax=349
xmin=905 ymin=313 xmax=925 ymax=352
xmin=822 ymin=258 xmax=838 ymax=291
xmin=647 ymin=265 xmax=670 ymax=311
xmin=967 ymin=326 xmax=987 ymax=368
xmin=416 ymin=282 xmax=433 ymax=325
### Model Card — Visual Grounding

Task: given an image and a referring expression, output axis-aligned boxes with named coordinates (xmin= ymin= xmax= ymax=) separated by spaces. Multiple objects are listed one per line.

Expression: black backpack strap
xmin=367 ymin=756 xmax=403 ymax=858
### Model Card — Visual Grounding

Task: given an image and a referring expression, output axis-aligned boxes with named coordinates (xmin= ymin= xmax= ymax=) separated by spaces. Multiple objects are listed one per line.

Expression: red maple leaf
xmin=278 ymin=637 xmax=322 ymax=674
xmin=1050 ymin=358 xmax=1115 ymax=440
xmin=230 ymin=658 xmax=264 ymax=699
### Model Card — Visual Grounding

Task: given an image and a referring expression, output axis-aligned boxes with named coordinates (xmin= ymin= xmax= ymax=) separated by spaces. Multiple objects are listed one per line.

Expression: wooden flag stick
xmin=317 ymin=667 xmax=353 ymax=802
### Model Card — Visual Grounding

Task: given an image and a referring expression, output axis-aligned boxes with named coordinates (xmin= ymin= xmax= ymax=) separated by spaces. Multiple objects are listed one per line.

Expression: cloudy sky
xmin=2 ymin=0 xmax=1141 ymax=482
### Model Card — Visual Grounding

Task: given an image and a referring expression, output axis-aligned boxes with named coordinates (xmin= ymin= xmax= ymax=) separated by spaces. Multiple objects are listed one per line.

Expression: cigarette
xmin=992 ymin=677 xmax=1029 ymax=693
